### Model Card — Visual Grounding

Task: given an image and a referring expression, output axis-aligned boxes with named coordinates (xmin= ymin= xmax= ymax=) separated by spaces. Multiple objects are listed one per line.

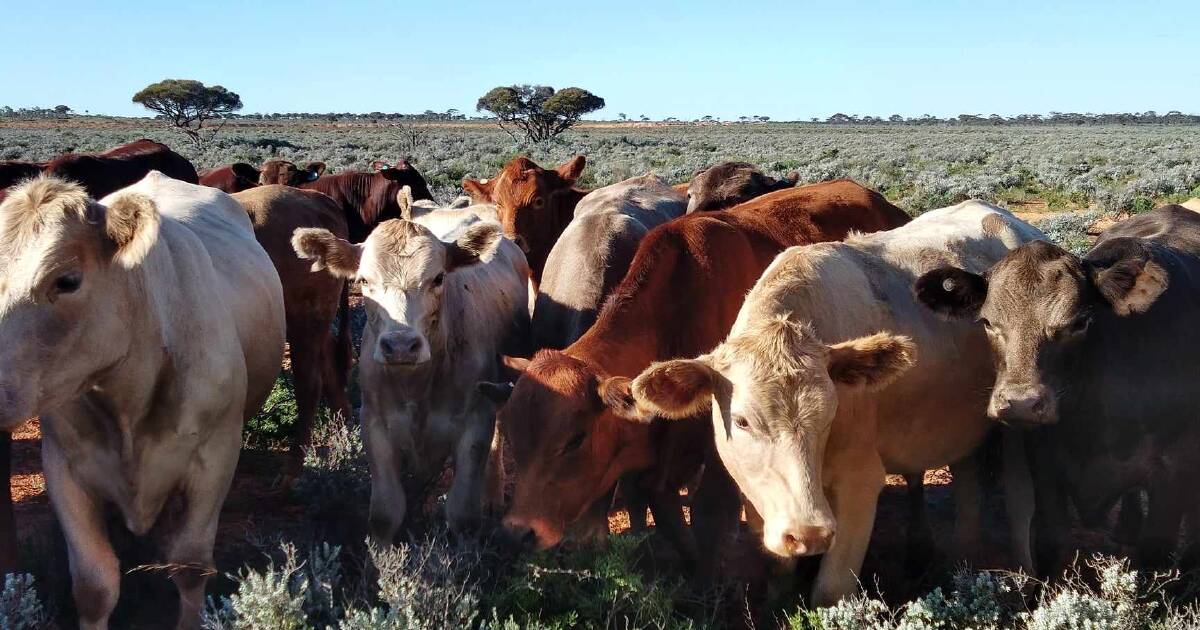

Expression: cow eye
xmin=431 ymin=272 xmax=445 ymax=288
xmin=562 ymin=431 xmax=587 ymax=454
xmin=732 ymin=415 xmax=751 ymax=431
xmin=1059 ymin=317 xmax=1091 ymax=339
xmin=52 ymin=272 xmax=82 ymax=295
xmin=531 ymin=197 xmax=545 ymax=209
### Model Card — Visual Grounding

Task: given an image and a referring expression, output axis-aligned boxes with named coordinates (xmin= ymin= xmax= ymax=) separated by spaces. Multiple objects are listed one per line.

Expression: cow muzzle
xmin=765 ymin=523 xmax=835 ymax=558
xmin=375 ymin=328 xmax=430 ymax=366
xmin=988 ymin=385 xmax=1056 ymax=426
xmin=501 ymin=514 xmax=562 ymax=551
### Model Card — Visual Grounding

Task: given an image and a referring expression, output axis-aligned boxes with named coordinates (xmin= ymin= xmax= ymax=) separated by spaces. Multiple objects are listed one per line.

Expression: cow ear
xmin=1090 ymin=255 xmax=1169 ymax=317
xmin=598 ymin=376 xmax=654 ymax=422
xmin=395 ymin=185 xmax=414 ymax=220
xmin=292 ymin=227 xmax=361 ymax=278
xmin=462 ymin=177 xmax=494 ymax=203
xmin=103 ymin=191 xmax=160 ymax=268
xmin=914 ymin=267 xmax=988 ymax=319
xmin=395 ymin=157 xmax=413 ymax=170
xmin=499 ymin=355 xmax=530 ymax=380
xmin=445 ymin=222 xmax=503 ymax=271
xmin=477 ymin=381 xmax=514 ymax=405
xmin=628 ymin=358 xmax=717 ymax=421
xmin=231 ymin=163 xmax=260 ymax=183
xmin=556 ymin=155 xmax=586 ymax=182
xmin=370 ymin=160 xmax=389 ymax=172
xmin=827 ymin=333 xmax=916 ymax=390
xmin=305 ymin=162 xmax=326 ymax=179
xmin=785 ymin=171 xmax=800 ymax=185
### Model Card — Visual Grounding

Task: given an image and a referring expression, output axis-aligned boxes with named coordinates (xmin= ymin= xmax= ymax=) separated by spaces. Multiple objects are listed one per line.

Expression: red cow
xmin=299 ymin=160 xmax=433 ymax=243
xmin=43 ymin=139 xmax=198 ymax=198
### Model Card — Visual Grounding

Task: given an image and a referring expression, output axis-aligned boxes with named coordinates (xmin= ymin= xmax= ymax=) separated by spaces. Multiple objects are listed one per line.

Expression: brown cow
xmin=232 ymin=186 xmax=353 ymax=462
xmin=199 ymin=163 xmax=263 ymax=193
xmin=462 ymin=156 xmax=589 ymax=287
xmin=0 ymin=161 xmax=45 ymax=191
xmin=685 ymin=162 xmax=799 ymax=213
xmin=299 ymin=159 xmax=433 ymax=242
xmin=200 ymin=160 xmax=327 ymax=194
xmin=482 ymin=180 xmax=911 ymax=578
xmin=43 ymin=139 xmax=199 ymax=198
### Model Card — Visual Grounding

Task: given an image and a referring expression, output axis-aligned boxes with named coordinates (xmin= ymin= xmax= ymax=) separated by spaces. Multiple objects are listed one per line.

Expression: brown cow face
xmin=373 ymin=159 xmax=434 ymax=203
xmin=462 ymin=156 xmax=584 ymax=265
xmin=916 ymin=239 xmax=1169 ymax=427
xmin=293 ymin=219 xmax=502 ymax=367
xmin=627 ymin=318 xmax=914 ymax=558
xmin=259 ymin=160 xmax=325 ymax=186
xmin=490 ymin=350 xmax=655 ymax=549
xmin=0 ymin=179 xmax=158 ymax=429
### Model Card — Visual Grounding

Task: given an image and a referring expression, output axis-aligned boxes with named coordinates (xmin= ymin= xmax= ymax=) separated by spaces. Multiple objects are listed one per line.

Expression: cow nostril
xmin=783 ymin=532 xmax=801 ymax=553
xmin=1031 ymin=397 xmax=1046 ymax=414
xmin=408 ymin=339 xmax=422 ymax=354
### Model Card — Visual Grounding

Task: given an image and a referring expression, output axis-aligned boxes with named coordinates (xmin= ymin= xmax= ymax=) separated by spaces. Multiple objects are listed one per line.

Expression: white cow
xmin=0 ymin=173 xmax=285 ymax=628
xmin=624 ymin=201 xmax=1044 ymax=605
xmin=293 ymin=218 xmax=529 ymax=539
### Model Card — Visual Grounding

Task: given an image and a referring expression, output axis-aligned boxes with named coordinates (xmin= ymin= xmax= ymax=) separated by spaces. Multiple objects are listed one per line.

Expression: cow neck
xmin=567 ymin=312 xmax=659 ymax=379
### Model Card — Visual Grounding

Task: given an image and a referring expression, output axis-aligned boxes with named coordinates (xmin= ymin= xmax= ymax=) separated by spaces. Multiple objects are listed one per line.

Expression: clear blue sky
xmin=4 ymin=0 xmax=1197 ymax=120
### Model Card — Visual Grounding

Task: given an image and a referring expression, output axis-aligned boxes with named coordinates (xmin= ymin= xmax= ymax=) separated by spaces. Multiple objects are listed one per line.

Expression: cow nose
xmin=779 ymin=525 xmax=835 ymax=557
xmin=502 ymin=517 xmax=538 ymax=550
xmin=990 ymin=388 xmax=1049 ymax=425
xmin=376 ymin=329 xmax=427 ymax=365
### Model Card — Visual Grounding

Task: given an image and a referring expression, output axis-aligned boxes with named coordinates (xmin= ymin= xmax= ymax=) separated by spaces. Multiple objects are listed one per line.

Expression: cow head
xmin=462 ymin=156 xmax=586 ymax=279
xmin=293 ymin=219 xmax=502 ymax=370
xmin=627 ymin=316 xmax=915 ymax=559
xmin=259 ymin=160 xmax=326 ymax=186
xmin=915 ymin=238 xmax=1168 ymax=427
xmin=481 ymin=349 xmax=657 ymax=549
xmin=686 ymin=162 xmax=799 ymax=213
xmin=0 ymin=177 xmax=160 ymax=429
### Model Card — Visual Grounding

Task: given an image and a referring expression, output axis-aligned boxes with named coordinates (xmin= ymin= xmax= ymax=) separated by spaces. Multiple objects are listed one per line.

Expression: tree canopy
xmin=132 ymin=79 xmax=242 ymax=149
xmin=476 ymin=85 xmax=604 ymax=143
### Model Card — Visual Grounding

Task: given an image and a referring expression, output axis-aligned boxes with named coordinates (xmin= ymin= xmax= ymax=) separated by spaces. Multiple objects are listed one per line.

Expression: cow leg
xmin=647 ymin=487 xmax=696 ymax=570
xmin=43 ymin=439 xmax=120 ymax=629
xmin=950 ymin=456 xmax=983 ymax=563
xmin=483 ymin=421 xmax=506 ymax=518
xmin=690 ymin=456 xmax=742 ymax=586
xmin=0 ymin=432 xmax=15 ymax=575
xmin=363 ymin=407 xmax=406 ymax=546
xmin=1137 ymin=477 xmax=1186 ymax=569
xmin=812 ymin=457 xmax=886 ymax=607
xmin=619 ymin=476 xmax=650 ymax=533
xmin=903 ymin=472 xmax=933 ymax=573
xmin=1114 ymin=491 xmax=1145 ymax=545
xmin=1001 ymin=429 xmax=1036 ymax=574
xmin=1030 ymin=442 xmax=1070 ymax=578
xmin=446 ymin=408 xmax=497 ymax=533
xmin=164 ymin=433 xmax=239 ymax=630
xmin=287 ymin=319 xmax=324 ymax=468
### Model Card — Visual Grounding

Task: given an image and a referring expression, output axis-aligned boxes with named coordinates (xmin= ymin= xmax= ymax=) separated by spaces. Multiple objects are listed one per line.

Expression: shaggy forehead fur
xmin=0 ymin=177 xmax=96 ymax=260
xmin=362 ymin=219 xmax=445 ymax=284
xmin=716 ymin=314 xmax=829 ymax=380
xmin=986 ymin=240 xmax=1088 ymax=326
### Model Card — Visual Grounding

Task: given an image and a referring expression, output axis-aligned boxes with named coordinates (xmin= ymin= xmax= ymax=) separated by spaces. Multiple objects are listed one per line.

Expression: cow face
xmin=259 ymin=160 xmax=326 ymax=186
xmin=0 ymin=178 xmax=159 ymax=429
xmin=486 ymin=350 xmax=656 ymax=549
xmin=916 ymin=239 xmax=1168 ymax=426
xmin=686 ymin=162 xmax=798 ymax=213
xmin=627 ymin=317 xmax=915 ymax=558
xmin=293 ymin=219 xmax=502 ymax=368
xmin=372 ymin=159 xmax=434 ymax=204
xmin=462 ymin=156 xmax=584 ymax=269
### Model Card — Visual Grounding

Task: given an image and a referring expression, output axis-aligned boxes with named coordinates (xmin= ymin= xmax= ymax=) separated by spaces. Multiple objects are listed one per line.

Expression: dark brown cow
xmin=200 ymin=160 xmax=327 ymax=194
xmin=483 ymin=180 xmax=911 ymax=577
xmin=299 ymin=160 xmax=433 ymax=243
xmin=232 ymin=186 xmax=352 ymax=463
xmin=199 ymin=163 xmax=263 ymax=193
xmin=43 ymin=139 xmax=198 ymax=198
xmin=685 ymin=161 xmax=799 ymax=213
xmin=462 ymin=156 xmax=589 ymax=287
xmin=0 ymin=161 xmax=45 ymax=190
xmin=916 ymin=205 xmax=1200 ymax=574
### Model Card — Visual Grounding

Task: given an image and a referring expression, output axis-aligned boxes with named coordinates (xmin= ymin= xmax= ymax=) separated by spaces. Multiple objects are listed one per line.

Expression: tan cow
xmin=626 ymin=201 xmax=1043 ymax=605
xmin=293 ymin=219 xmax=529 ymax=539
xmin=0 ymin=173 xmax=285 ymax=628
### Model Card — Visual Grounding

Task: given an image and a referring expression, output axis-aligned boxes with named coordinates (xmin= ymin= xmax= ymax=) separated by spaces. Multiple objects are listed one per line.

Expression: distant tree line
xmin=0 ymin=105 xmax=73 ymax=119
xmin=813 ymin=111 xmax=1200 ymax=125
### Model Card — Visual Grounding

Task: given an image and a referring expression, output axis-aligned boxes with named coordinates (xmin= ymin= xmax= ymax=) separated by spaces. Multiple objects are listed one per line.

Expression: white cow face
xmin=293 ymin=219 xmax=502 ymax=367
xmin=624 ymin=316 xmax=915 ymax=559
xmin=0 ymin=178 xmax=159 ymax=429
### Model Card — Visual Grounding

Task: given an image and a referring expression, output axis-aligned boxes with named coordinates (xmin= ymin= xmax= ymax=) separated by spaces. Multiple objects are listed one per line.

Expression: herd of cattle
xmin=0 ymin=139 xmax=1198 ymax=627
